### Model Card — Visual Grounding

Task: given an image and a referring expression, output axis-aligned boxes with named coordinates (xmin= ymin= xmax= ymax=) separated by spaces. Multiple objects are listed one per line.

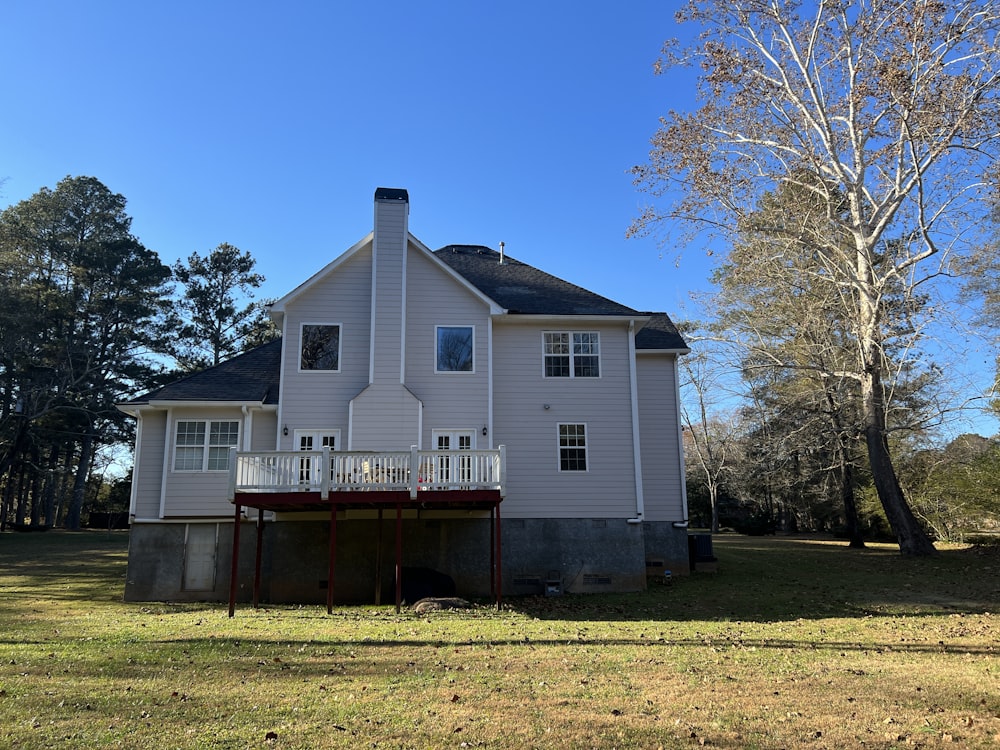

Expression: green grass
xmin=1 ymin=531 xmax=998 ymax=748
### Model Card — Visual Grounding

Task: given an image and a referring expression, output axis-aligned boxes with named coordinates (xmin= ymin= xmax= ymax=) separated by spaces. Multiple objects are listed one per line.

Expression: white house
xmin=118 ymin=188 xmax=690 ymax=611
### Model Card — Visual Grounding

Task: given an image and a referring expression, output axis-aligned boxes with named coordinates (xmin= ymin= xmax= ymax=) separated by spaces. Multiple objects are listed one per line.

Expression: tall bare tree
xmin=632 ymin=0 xmax=1000 ymax=555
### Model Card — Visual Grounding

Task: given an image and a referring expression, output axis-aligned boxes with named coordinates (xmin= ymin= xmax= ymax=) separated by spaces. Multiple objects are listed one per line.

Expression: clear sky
xmin=2 ymin=1 xmax=996 ymax=437
xmin=0 ymin=1 xmax=708 ymax=317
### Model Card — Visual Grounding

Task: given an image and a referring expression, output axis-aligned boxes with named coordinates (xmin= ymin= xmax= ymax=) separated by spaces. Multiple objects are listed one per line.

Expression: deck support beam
xmin=228 ymin=502 xmax=242 ymax=618
xmin=494 ymin=500 xmax=503 ymax=610
xmin=395 ymin=503 xmax=403 ymax=613
xmin=327 ymin=501 xmax=337 ymax=614
xmin=253 ymin=511 xmax=265 ymax=608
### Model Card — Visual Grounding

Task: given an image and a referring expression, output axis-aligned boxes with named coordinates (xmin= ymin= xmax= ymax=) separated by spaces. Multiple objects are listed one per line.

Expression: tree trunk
xmin=65 ymin=429 xmax=95 ymax=530
xmin=42 ymin=443 xmax=60 ymax=527
xmin=861 ymin=369 xmax=937 ymax=555
xmin=839 ymin=450 xmax=865 ymax=548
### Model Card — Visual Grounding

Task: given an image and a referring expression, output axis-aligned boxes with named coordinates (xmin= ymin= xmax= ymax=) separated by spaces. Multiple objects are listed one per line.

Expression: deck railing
xmin=228 ymin=445 xmax=506 ymax=501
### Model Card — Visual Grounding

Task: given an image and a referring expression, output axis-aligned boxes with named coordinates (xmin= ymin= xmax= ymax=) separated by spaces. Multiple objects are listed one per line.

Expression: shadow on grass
xmin=3 ymin=530 xmax=998 ymax=624
xmin=503 ymin=534 xmax=1000 ymax=624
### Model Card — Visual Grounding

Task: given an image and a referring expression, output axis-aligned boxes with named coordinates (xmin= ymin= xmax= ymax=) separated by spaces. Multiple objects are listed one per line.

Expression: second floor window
xmin=544 ymin=332 xmax=600 ymax=378
xmin=436 ymin=326 xmax=474 ymax=372
xmin=300 ymin=324 xmax=341 ymax=371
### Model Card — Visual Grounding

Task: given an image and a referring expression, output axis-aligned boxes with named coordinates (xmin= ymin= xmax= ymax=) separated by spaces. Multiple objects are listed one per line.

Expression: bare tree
xmin=632 ymin=1 xmax=1000 ymax=555
xmin=679 ymin=342 xmax=741 ymax=532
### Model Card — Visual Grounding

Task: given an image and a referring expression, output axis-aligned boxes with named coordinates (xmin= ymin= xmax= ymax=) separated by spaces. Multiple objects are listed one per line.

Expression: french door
xmin=432 ymin=430 xmax=475 ymax=487
xmin=295 ymin=431 xmax=339 ymax=484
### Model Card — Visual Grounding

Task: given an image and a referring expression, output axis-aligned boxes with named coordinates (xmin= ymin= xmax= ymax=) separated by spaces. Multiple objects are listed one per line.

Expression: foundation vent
xmin=582 ymin=574 xmax=613 ymax=586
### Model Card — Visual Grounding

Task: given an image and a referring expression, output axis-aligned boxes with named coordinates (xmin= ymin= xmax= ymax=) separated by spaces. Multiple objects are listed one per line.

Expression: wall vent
xmin=513 ymin=575 xmax=542 ymax=587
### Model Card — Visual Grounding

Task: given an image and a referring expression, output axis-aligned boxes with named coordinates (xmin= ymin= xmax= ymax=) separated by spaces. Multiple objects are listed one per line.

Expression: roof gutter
xmin=627 ymin=319 xmax=644 ymax=524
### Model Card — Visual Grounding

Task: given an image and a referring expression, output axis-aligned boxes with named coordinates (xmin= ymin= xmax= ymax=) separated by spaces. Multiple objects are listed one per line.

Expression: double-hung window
xmin=543 ymin=332 xmax=600 ymax=378
xmin=174 ymin=420 xmax=240 ymax=471
xmin=558 ymin=423 xmax=588 ymax=472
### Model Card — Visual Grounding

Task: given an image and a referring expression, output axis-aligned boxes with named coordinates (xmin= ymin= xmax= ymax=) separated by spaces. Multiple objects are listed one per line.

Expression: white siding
xmin=372 ymin=197 xmax=407 ymax=385
xmin=404 ymin=248 xmax=491 ymax=448
xmin=250 ymin=410 xmax=278 ymax=451
xmin=132 ymin=410 xmax=166 ymax=519
xmin=636 ymin=353 xmax=685 ymax=522
xmin=492 ymin=320 xmax=638 ymax=518
xmin=278 ymin=245 xmax=372 ymax=450
xmin=162 ymin=406 xmax=246 ymax=517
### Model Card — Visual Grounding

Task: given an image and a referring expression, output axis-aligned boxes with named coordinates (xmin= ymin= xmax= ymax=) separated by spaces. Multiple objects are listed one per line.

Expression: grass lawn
xmin=0 ymin=531 xmax=998 ymax=749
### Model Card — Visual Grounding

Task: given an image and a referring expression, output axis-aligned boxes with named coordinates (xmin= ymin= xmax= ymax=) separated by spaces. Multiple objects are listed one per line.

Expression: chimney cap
xmin=374 ymin=187 xmax=409 ymax=202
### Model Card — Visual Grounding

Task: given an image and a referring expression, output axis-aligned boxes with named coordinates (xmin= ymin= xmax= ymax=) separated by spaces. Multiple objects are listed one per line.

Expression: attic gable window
xmin=174 ymin=420 xmax=239 ymax=472
xmin=300 ymin=324 xmax=341 ymax=371
xmin=436 ymin=326 xmax=474 ymax=373
xmin=543 ymin=332 xmax=600 ymax=378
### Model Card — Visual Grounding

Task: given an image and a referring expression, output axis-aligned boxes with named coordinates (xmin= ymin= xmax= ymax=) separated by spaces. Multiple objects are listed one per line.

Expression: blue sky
xmin=2 ymin=2 xmax=996 ymax=437
xmin=0 ymin=1 xmax=708 ymax=316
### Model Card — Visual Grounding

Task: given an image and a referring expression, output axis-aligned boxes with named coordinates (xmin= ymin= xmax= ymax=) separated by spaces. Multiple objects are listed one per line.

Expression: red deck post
xmin=394 ymin=503 xmax=403 ymax=614
xmin=375 ymin=508 xmax=383 ymax=606
xmin=494 ymin=500 xmax=503 ymax=610
xmin=327 ymin=501 xmax=337 ymax=614
xmin=253 ymin=511 xmax=264 ymax=609
xmin=228 ymin=502 xmax=243 ymax=618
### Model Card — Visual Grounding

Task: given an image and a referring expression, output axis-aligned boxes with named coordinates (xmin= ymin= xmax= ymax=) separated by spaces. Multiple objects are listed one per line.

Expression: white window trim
xmin=542 ymin=331 xmax=601 ymax=379
xmin=434 ymin=325 xmax=476 ymax=374
xmin=298 ymin=321 xmax=343 ymax=373
xmin=557 ymin=422 xmax=589 ymax=473
xmin=172 ymin=419 xmax=240 ymax=473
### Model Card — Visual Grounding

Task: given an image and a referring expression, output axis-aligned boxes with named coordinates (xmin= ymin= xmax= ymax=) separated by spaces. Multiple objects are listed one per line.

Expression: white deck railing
xmin=228 ymin=445 xmax=506 ymax=501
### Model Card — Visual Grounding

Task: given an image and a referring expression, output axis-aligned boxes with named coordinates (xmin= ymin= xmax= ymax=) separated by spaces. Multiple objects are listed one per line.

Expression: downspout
xmin=487 ymin=317 xmax=494 ymax=449
xmin=672 ymin=354 xmax=690 ymax=529
xmin=627 ymin=320 xmax=644 ymax=524
xmin=158 ymin=408 xmax=172 ymax=520
xmin=128 ymin=411 xmax=144 ymax=522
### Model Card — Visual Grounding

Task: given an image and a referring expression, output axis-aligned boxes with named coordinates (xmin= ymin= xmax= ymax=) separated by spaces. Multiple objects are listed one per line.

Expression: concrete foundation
xmin=124 ymin=518 xmax=690 ymax=604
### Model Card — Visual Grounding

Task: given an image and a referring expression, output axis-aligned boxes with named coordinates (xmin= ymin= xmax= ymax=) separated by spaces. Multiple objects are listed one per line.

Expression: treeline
xmin=0 ymin=175 xmax=275 ymax=530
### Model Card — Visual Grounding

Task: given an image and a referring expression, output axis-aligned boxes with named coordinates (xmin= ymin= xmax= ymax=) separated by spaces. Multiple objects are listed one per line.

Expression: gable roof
xmin=119 ymin=339 xmax=282 ymax=409
xmin=634 ymin=313 xmax=688 ymax=351
xmin=434 ymin=245 xmax=640 ymax=316
xmin=118 ymin=244 xmax=687 ymax=409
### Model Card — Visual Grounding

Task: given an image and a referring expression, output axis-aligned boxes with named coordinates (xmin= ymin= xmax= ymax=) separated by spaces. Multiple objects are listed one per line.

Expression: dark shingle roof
xmin=635 ymin=313 xmax=688 ymax=351
xmin=122 ymin=339 xmax=281 ymax=406
xmin=434 ymin=245 xmax=640 ymax=316
xmin=120 ymin=245 xmax=687 ymax=407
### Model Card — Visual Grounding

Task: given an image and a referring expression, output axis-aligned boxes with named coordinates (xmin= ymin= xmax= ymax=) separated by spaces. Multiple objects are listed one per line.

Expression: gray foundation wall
xmin=124 ymin=518 xmax=690 ymax=604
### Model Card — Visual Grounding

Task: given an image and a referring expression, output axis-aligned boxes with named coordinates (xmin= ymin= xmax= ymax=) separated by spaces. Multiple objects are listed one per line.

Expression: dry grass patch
xmin=1 ymin=531 xmax=998 ymax=748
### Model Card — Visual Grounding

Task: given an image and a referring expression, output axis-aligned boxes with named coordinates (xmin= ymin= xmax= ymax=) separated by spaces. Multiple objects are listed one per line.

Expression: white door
xmin=295 ymin=431 xmax=339 ymax=485
xmin=182 ymin=524 xmax=217 ymax=591
xmin=432 ymin=430 xmax=475 ymax=487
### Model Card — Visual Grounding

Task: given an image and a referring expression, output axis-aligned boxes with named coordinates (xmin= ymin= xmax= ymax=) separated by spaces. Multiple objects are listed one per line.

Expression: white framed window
xmin=300 ymin=323 xmax=341 ymax=371
xmin=435 ymin=325 xmax=474 ymax=373
xmin=558 ymin=423 xmax=588 ymax=472
xmin=543 ymin=332 xmax=600 ymax=378
xmin=174 ymin=420 xmax=239 ymax=472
